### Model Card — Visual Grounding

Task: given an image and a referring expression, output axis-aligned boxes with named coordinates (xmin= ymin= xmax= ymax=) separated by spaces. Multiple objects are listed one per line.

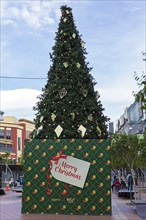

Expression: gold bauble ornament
xmin=76 ymin=62 xmax=81 ymax=68
xmin=51 ymin=113 xmax=56 ymax=121
xmin=88 ymin=114 xmax=93 ymax=121
xmin=63 ymin=62 xmax=68 ymax=68
xmin=59 ymin=88 xmax=67 ymax=99
xmin=70 ymin=112 xmax=75 ymax=121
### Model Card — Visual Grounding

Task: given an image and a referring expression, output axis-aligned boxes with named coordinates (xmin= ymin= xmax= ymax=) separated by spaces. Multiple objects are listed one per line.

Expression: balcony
xmin=0 ymin=139 xmax=13 ymax=144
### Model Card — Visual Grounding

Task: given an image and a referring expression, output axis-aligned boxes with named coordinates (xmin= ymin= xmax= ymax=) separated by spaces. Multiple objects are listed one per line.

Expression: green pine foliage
xmin=31 ymin=5 xmax=109 ymax=139
xmin=134 ymin=52 xmax=146 ymax=110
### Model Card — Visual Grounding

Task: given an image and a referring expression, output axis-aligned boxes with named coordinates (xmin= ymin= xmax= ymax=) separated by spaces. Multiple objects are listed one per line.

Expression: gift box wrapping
xmin=22 ymin=139 xmax=111 ymax=215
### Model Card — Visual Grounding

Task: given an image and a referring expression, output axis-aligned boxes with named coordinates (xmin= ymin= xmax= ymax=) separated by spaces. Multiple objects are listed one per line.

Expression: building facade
xmin=108 ymin=122 xmax=114 ymax=133
xmin=115 ymin=101 xmax=146 ymax=134
xmin=0 ymin=116 xmax=35 ymax=164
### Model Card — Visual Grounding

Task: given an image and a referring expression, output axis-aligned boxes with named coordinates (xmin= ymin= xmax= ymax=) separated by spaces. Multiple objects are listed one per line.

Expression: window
xmin=128 ymin=102 xmax=143 ymax=122
xmin=18 ymin=137 xmax=21 ymax=151
xmin=6 ymin=130 xmax=11 ymax=139
xmin=7 ymin=144 xmax=14 ymax=153
xmin=0 ymin=129 xmax=4 ymax=139
xmin=0 ymin=143 xmax=5 ymax=152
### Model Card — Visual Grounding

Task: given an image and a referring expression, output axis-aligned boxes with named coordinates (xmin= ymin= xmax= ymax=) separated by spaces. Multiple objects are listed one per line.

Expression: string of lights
xmin=0 ymin=76 xmax=47 ymax=80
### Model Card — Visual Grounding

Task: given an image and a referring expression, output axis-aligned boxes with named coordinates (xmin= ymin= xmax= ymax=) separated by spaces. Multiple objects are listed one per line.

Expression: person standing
xmin=120 ymin=178 xmax=126 ymax=189
xmin=127 ymin=173 xmax=133 ymax=191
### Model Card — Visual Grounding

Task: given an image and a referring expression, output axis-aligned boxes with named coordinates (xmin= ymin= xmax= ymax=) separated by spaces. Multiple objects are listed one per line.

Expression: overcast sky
xmin=1 ymin=0 xmax=145 ymax=123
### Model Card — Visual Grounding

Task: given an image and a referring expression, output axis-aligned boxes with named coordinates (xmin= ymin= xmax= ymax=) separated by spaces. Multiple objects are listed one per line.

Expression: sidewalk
xmin=0 ymin=190 xmax=144 ymax=220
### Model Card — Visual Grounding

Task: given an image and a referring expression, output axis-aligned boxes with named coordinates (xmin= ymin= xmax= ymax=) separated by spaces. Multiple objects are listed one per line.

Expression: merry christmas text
xmin=55 ymin=161 xmax=81 ymax=180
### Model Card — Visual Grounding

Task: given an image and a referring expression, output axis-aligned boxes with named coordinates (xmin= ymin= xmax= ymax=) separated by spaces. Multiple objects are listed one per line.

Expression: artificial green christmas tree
xmin=32 ymin=5 xmax=109 ymax=139
xmin=23 ymin=7 xmax=111 ymax=215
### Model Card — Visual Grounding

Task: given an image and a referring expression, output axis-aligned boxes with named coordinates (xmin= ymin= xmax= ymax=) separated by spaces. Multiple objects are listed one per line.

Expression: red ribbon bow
xmin=47 ymin=150 xmax=67 ymax=197
xmin=52 ymin=150 xmax=67 ymax=164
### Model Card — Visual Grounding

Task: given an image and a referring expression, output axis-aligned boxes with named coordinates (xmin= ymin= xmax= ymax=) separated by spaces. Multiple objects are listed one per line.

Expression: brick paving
xmin=0 ymin=190 xmax=144 ymax=220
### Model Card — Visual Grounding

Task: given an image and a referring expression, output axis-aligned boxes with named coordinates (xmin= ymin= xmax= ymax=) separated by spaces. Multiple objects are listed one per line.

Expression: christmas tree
xmin=32 ymin=5 xmax=109 ymax=139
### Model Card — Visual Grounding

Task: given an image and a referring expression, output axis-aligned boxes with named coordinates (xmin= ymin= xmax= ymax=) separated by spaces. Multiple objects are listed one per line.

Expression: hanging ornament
xmin=72 ymin=33 xmax=76 ymax=38
xmin=37 ymin=125 xmax=42 ymax=132
xmin=66 ymin=10 xmax=70 ymax=14
xmin=38 ymin=125 xmax=43 ymax=131
xmin=40 ymin=116 xmax=44 ymax=123
xmin=77 ymin=125 xmax=86 ymax=137
xmin=88 ymin=114 xmax=93 ymax=121
xmin=63 ymin=62 xmax=68 ymax=68
xmin=51 ymin=113 xmax=56 ymax=122
xmin=76 ymin=62 xmax=81 ymax=69
xmin=54 ymin=125 xmax=63 ymax=137
xmin=96 ymin=126 xmax=101 ymax=137
xmin=59 ymin=88 xmax=67 ymax=99
xmin=70 ymin=112 xmax=75 ymax=121
xmin=32 ymin=130 xmax=37 ymax=139
xmin=81 ymin=41 xmax=85 ymax=47
xmin=63 ymin=18 xmax=67 ymax=22
xmin=81 ymin=88 xmax=88 ymax=97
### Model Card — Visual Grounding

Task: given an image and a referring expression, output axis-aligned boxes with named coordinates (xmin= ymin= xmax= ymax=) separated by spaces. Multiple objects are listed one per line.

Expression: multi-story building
xmin=115 ymin=101 xmax=146 ymax=134
xmin=0 ymin=116 xmax=35 ymax=164
xmin=108 ymin=122 xmax=114 ymax=133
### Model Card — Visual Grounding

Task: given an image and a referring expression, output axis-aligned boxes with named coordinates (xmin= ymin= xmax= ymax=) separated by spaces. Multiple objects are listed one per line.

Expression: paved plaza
xmin=0 ymin=190 xmax=144 ymax=220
